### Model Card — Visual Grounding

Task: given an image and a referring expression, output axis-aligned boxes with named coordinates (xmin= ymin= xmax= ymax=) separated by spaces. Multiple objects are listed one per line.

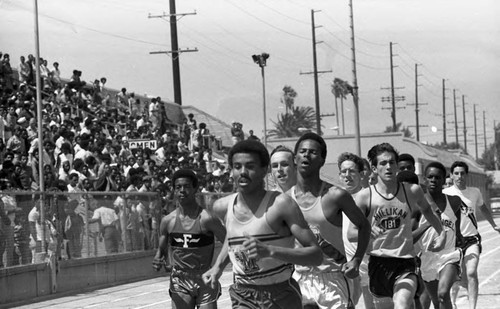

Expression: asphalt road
xmin=13 ymin=216 xmax=500 ymax=309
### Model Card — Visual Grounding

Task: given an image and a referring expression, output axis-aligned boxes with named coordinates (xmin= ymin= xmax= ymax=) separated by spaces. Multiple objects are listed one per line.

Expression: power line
xmin=253 ymin=0 xmax=310 ymax=25
xmin=224 ymin=0 xmax=310 ymax=41
xmin=320 ymin=11 xmax=387 ymax=47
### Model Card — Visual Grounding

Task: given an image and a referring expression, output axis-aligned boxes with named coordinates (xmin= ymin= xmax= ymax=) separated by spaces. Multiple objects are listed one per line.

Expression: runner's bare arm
xmin=478 ymin=201 xmax=500 ymax=233
xmin=202 ymin=234 xmax=230 ymax=289
xmin=153 ymin=214 xmax=173 ymax=269
xmin=244 ymin=194 xmax=322 ymax=266
xmin=411 ymin=183 xmax=446 ymax=251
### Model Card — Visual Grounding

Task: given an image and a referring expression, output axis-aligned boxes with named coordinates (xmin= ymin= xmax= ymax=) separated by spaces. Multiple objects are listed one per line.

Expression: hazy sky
xmin=1 ymin=0 xmax=499 ymax=152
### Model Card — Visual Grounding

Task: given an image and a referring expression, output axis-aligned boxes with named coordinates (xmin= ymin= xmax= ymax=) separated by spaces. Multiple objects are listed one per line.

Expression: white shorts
xmin=420 ymin=249 xmax=462 ymax=282
xmin=293 ymin=270 xmax=351 ymax=309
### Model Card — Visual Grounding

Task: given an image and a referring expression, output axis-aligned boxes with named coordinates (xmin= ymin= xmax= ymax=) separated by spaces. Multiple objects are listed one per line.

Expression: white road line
xmin=134 ymin=300 xmax=169 ymax=309
xmin=480 ymin=242 xmax=500 ymax=259
xmin=82 ymin=290 xmax=164 ymax=308
xmin=479 ymin=268 xmax=500 ymax=289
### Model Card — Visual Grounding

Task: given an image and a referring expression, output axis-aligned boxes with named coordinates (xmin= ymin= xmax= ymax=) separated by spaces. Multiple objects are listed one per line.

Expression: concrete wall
xmin=0 ymin=251 xmax=161 ymax=307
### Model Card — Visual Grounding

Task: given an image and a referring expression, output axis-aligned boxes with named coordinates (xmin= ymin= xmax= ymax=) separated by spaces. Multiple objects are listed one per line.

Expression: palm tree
xmin=268 ymin=106 xmax=317 ymax=138
xmin=331 ymin=78 xmax=353 ymax=135
xmin=281 ymin=85 xmax=297 ymax=114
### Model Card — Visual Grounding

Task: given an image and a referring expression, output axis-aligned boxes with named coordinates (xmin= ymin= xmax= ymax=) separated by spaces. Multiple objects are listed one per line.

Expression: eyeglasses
xmin=340 ymin=168 xmax=359 ymax=176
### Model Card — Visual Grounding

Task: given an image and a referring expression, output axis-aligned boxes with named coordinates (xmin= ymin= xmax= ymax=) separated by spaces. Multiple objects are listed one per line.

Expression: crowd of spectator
xmin=0 ymin=51 xmax=235 ymax=268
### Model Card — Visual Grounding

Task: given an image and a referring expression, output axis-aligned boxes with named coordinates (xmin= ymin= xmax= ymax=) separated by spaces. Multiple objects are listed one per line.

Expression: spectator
xmin=63 ymin=200 xmax=84 ymax=259
xmin=18 ymin=56 xmax=30 ymax=84
xmin=50 ymin=62 xmax=61 ymax=87
xmin=89 ymin=197 xmax=120 ymax=254
xmin=230 ymin=121 xmax=244 ymax=145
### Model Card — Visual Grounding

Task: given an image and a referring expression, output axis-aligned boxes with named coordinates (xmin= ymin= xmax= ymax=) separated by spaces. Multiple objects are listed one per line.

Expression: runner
xmin=203 ymin=140 xmax=322 ymax=309
xmin=270 ymin=145 xmax=297 ymax=193
xmin=153 ymin=169 xmax=226 ymax=309
xmin=290 ymin=133 xmax=371 ymax=309
xmin=415 ymin=161 xmax=463 ymax=309
xmin=338 ymin=152 xmax=374 ymax=309
xmin=443 ymin=161 xmax=500 ymax=309
xmin=353 ymin=143 xmax=446 ymax=309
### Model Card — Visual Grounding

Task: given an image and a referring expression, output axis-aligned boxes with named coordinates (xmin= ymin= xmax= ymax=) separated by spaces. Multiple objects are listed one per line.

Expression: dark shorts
xmin=169 ymin=268 xmax=221 ymax=306
xmin=229 ymin=278 xmax=302 ymax=309
xmin=458 ymin=234 xmax=482 ymax=254
xmin=368 ymin=255 xmax=418 ymax=298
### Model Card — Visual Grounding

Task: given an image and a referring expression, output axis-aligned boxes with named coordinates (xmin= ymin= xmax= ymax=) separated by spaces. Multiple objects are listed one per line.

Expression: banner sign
xmin=129 ymin=139 xmax=157 ymax=150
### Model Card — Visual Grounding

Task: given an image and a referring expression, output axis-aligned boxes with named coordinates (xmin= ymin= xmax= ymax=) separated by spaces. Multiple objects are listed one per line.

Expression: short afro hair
xmin=398 ymin=153 xmax=415 ymax=166
xmin=228 ymin=140 xmax=269 ymax=168
xmin=424 ymin=161 xmax=447 ymax=178
xmin=294 ymin=132 xmax=327 ymax=160
xmin=172 ymin=169 xmax=199 ymax=189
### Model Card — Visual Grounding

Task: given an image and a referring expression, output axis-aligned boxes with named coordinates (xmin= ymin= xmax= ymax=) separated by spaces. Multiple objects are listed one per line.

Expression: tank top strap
xmin=257 ymin=191 xmax=278 ymax=217
xmin=226 ymin=193 xmax=239 ymax=226
xmin=172 ymin=207 xmax=182 ymax=231
xmin=367 ymin=186 xmax=372 ymax=217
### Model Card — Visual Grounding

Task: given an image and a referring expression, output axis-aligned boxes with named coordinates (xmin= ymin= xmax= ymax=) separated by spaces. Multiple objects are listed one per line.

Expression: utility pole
xmin=381 ymin=42 xmax=405 ymax=131
xmin=453 ymin=89 xmax=459 ymax=146
xmin=483 ymin=111 xmax=487 ymax=156
xmin=349 ymin=0 xmax=361 ymax=156
xmin=407 ymin=64 xmax=427 ymax=141
xmin=390 ymin=42 xmax=396 ymax=130
xmin=301 ymin=10 xmax=332 ymax=135
xmin=311 ymin=9 xmax=321 ymax=135
xmin=474 ymin=104 xmax=478 ymax=159
xmin=462 ymin=95 xmax=468 ymax=154
xmin=442 ymin=79 xmax=447 ymax=145
xmin=149 ymin=0 xmax=197 ymax=105
xmin=495 ymin=120 xmax=499 ymax=170
xmin=415 ymin=64 xmax=421 ymax=141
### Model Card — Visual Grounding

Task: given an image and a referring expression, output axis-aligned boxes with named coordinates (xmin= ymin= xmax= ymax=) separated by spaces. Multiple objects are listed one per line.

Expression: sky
xmin=1 ymin=0 xmax=499 ymax=154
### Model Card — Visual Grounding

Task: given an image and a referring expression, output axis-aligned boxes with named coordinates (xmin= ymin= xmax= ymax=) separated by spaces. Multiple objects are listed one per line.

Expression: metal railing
xmin=0 ymin=190 xmax=230 ymax=268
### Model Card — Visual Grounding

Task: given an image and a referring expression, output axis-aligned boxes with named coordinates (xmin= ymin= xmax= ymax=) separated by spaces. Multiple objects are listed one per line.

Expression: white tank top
xmin=226 ymin=192 xmax=295 ymax=285
xmin=419 ymin=195 xmax=457 ymax=255
xmin=369 ymin=184 xmax=415 ymax=258
xmin=443 ymin=186 xmax=481 ymax=237
xmin=290 ymin=184 xmax=346 ymax=273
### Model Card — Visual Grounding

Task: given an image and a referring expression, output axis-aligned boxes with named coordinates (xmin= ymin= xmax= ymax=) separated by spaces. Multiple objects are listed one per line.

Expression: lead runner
xmin=203 ymin=140 xmax=322 ymax=308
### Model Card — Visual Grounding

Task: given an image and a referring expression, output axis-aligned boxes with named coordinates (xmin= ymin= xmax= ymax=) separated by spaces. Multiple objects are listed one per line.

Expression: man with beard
xmin=153 ymin=169 xmax=226 ymax=309
xmin=203 ymin=140 xmax=322 ymax=308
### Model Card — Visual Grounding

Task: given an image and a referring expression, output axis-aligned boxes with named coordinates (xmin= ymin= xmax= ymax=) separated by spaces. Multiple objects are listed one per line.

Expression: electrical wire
xmin=224 ymin=0 xmax=310 ymax=41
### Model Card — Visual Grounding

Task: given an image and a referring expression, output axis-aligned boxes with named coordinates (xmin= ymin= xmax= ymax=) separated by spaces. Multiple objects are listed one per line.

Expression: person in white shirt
xmin=89 ymin=202 xmax=120 ymax=254
xmin=443 ymin=161 xmax=500 ymax=309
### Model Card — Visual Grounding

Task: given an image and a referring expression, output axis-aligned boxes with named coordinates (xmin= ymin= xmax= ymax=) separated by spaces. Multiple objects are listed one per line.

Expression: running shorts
xmin=169 ymin=268 xmax=221 ymax=306
xmin=229 ymin=278 xmax=302 ymax=309
xmin=368 ymin=255 xmax=418 ymax=298
xmin=293 ymin=270 xmax=353 ymax=309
